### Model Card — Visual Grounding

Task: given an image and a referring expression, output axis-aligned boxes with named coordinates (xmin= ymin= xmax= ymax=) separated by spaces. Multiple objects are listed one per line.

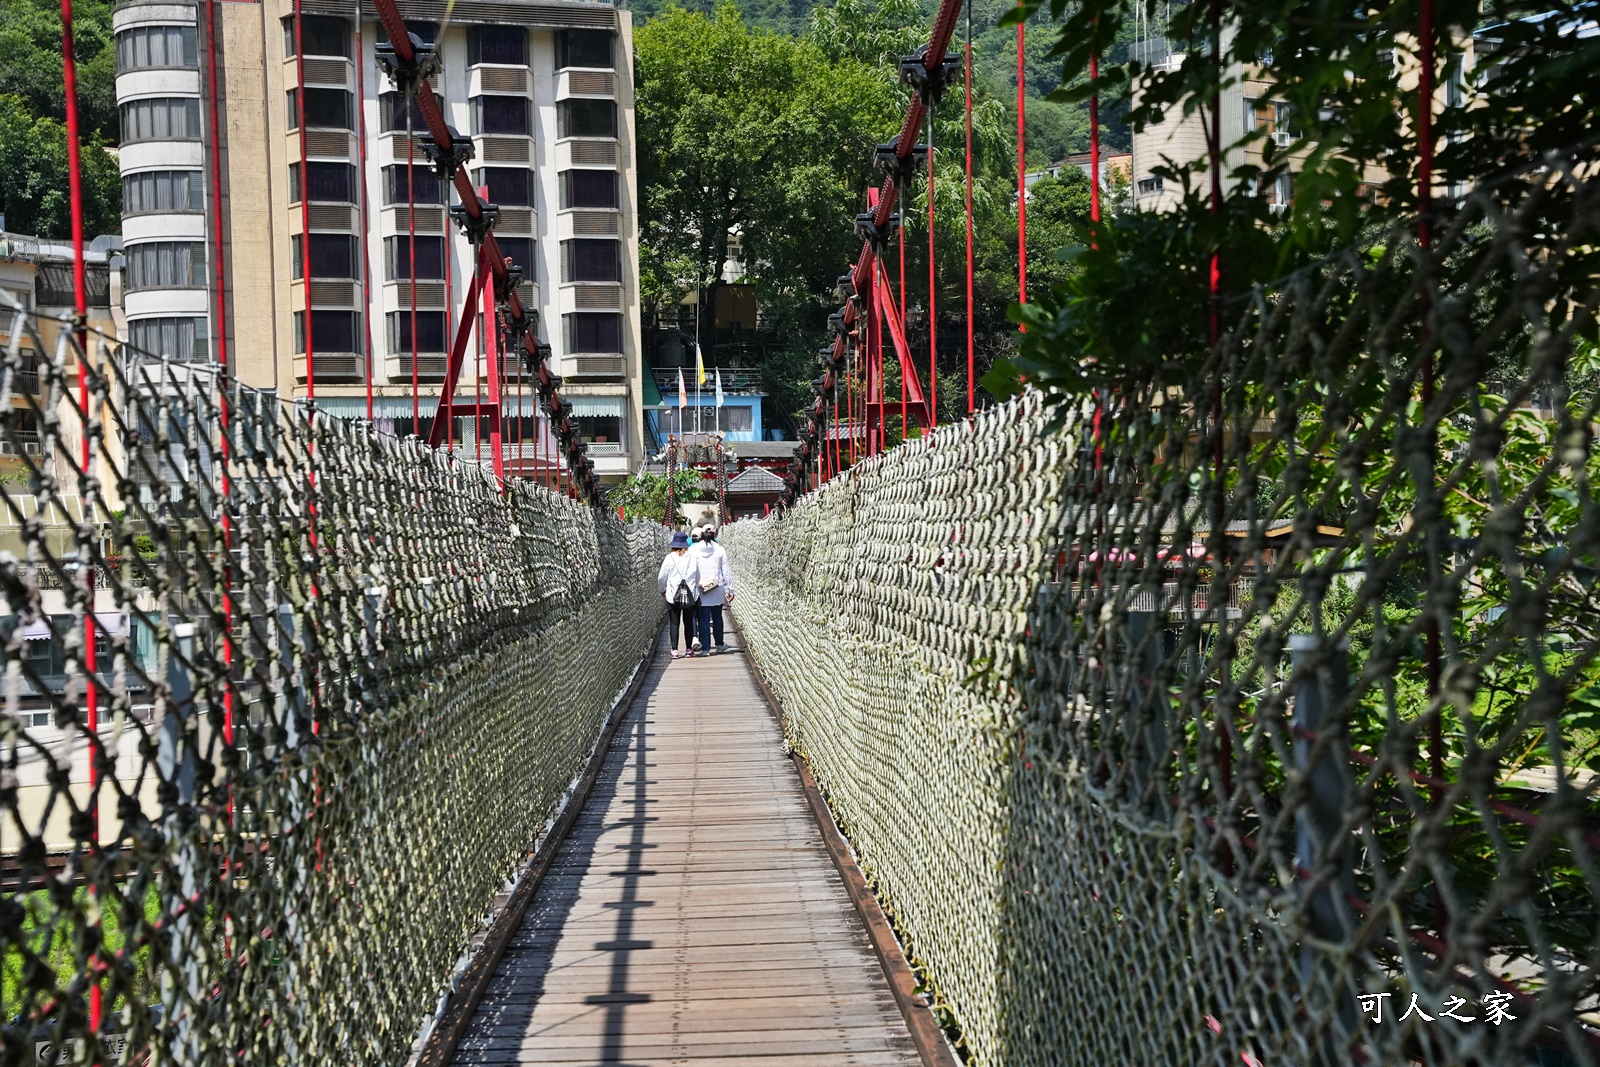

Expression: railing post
xmin=1289 ymin=633 xmax=1356 ymax=1055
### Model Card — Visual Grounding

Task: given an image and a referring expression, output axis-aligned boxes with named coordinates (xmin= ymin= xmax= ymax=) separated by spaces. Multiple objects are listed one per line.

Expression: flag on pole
xmin=695 ymin=342 xmax=707 ymax=386
xmin=714 ymin=368 xmax=724 ymax=408
xmin=677 ymin=368 xmax=687 ymax=409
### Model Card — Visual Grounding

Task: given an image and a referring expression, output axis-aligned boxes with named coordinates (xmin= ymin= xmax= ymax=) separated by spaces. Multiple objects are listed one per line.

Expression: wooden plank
xmin=449 ymin=634 xmax=920 ymax=1066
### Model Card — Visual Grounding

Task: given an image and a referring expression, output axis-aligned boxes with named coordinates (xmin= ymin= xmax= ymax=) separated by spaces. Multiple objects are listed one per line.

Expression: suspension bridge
xmin=5 ymin=0 xmax=1600 ymax=1060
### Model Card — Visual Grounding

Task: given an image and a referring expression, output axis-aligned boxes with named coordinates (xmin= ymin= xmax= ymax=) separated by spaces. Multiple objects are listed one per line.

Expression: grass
xmin=3 ymin=884 xmax=164 ymax=1022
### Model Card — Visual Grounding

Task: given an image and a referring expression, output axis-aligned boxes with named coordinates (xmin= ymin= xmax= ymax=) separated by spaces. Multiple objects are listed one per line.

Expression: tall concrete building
xmin=113 ymin=0 xmax=646 ymax=481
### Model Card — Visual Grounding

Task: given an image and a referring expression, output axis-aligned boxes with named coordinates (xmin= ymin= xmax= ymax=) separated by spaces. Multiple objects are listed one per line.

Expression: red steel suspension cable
xmin=964 ymin=0 xmax=974 ymax=415
xmin=784 ymin=0 xmax=965 ymax=497
xmin=475 ymin=264 xmax=484 ymax=470
xmin=1016 ymin=6 xmax=1026 ymax=315
xmin=202 ymin=0 xmax=234 ymax=812
xmin=293 ymin=0 xmax=314 ymax=403
xmin=200 ymin=0 xmax=243 ymax=851
xmin=899 ymin=212 xmax=908 ymax=435
xmin=1417 ymin=0 xmax=1447 ymax=937
xmin=58 ymin=0 xmax=101 ymax=1033
xmin=408 ymin=124 xmax=419 ymax=429
xmin=1089 ymin=44 xmax=1100 ymax=228
xmin=1204 ymin=0 xmax=1233 ymax=868
xmin=444 ymin=209 xmax=454 ymax=452
xmin=354 ymin=7 xmax=375 ymax=421
xmin=370 ymin=0 xmax=598 ymax=499
xmin=926 ymin=112 xmax=937 ymax=427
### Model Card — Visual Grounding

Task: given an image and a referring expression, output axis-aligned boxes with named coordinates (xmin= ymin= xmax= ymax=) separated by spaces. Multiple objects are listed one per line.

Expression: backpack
xmin=670 ymin=571 xmax=699 ymax=606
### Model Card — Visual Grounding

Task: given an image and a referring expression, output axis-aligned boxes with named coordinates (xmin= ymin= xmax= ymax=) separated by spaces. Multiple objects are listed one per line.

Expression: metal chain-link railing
xmin=727 ymin=151 xmax=1600 ymax=1065
xmin=0 ymin=300 xmax=666 ymax=1065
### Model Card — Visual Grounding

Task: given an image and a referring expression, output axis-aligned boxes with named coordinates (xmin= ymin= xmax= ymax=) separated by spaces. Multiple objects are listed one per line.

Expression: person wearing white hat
xmin=689 ymin=525 xmax=733 ymax=655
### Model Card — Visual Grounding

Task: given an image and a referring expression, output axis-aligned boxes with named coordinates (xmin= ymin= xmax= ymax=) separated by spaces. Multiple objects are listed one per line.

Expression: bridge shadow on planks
xmin=451 ymin=634 xmax=919 ymax=1067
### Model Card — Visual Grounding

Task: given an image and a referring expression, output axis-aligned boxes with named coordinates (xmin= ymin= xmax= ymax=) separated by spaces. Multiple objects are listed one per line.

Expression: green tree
xmin=807 ymin=0 xmax=923 ymax=72
xmin=1019 ymin=169 xmax=1091 ymax=291
xmin=634 ymin=5 xmax=901 ymax=355
xmin=0 ymin=0 xmax=117 ymax=139
xmin=611 ymin=468 xmax=708 ymax=525
xmin=0 ymin=94 xmax=120 ymax=238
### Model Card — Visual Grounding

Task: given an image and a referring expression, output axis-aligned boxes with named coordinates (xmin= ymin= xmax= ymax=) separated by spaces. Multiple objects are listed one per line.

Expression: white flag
xmin=715 ymin=368 xmax=724 ymax=408
xmin=677 ymin=368 xmax=687 ymax=409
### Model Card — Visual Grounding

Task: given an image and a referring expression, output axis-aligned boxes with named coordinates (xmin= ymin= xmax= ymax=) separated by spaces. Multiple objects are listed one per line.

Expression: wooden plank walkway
xmin=451 ymin=631 xmax=922 ymax=1066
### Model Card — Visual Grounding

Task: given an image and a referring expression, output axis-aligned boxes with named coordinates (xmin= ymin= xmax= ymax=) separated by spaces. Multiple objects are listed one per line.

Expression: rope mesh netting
xmin=0 ymin=302 xmax=665 ymax=1064
xmin=727 ymin=153 xmax=1600 ymax=1065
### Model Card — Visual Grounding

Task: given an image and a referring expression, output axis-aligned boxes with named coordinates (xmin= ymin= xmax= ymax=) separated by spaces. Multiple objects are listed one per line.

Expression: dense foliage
xmin=635 ymin=0 xmax=1070 ymax=430
xmin=1004 ymin=0 xmax=1600 ymax=392
xmin=611 ymin=468 xmax=709 ymax=524
xmin=0 ymin=0 xmax=118 ymax=238
xmin=987 ymin=0 xmax=1600 ymax=987
xmin=0 ymin=94 xmax=120 ymax=239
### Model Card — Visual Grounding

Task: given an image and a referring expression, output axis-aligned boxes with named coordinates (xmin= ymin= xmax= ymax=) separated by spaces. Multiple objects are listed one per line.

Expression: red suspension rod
xmin=371 ymin=0 xmax=599 ymax=499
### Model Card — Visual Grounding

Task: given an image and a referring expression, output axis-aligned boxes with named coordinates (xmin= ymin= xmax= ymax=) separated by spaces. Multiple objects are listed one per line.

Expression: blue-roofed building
xmin=646 ymin=366 xmax=779 ymax=445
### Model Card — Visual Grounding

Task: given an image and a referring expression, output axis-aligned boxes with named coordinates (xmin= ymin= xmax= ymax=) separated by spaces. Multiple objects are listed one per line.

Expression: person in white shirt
xmin=656 ymin=530 xmax=699 ymax=659
xmin=690 ymin=525 xmax=733 ymax=655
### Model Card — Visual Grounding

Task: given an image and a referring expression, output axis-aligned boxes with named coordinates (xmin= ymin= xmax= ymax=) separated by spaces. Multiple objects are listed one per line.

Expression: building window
xmin=1136 ymin=176 xmax=1164 ymax=195
xmin=120 ymin=98 xmax=202 ymax=142
xmin=556 ymin=99 xmax=616 ymax=139
xmin=282 ymin=14 xmax=352 ymax=58
xmin=129 ymin=317 xmax=209 ymax=362
xmin=295 ymin=310 xmax=361 ymax=354
xmin=556 ymin=30 xmax=613 ymax=70
xmin=379 ymin=91 xmax=439 ymax=135
xmin=1248 ymin=98 xmax=1294 ymax=145
xmin=287 ymin=87 xmax=353 ymax=131
xmin=36 ymin=264 xmax=110 ymax=308
xmin=559 ymin=170 xmax=618 ymax=210
xmin=125 ymin=242 xmax=207 ymax=290
xmin=1265 ymin=173 xmax=1293 ymax=210
xmin=26 ymin=631 xmax=65 ymax=679
xmin=494 ymin=237 xmax=534 ymax=279
xmin=376 ymin=19 xmax=437 ymax=48
xmin=123 ymin=170 xmax=204 ymax=214
xmin=1444 ymin=54 xmax=1467 ymax=108
xmin=473 ymin=95 xmax=530 ymax=136
xmin=116 ymin=25 xmax=197 ymax=71
xmin=717 ymin=405 xmax=753 ymax=432
xmin=387 ymin=310 xmax=447 ymax=353
xmin=474 ymin=167 xmax=532 ymax=207
xmin=574 ymin=414 xmax=622 ymax=444
xmin=561 ymin=239 xmax=620 ymax=283
xmin=475 ymin=415 xmax=540 ymax=440
xmin=11 ymin=351 xmax=39 ymax=395
xmin=288 ymin=162 xmax=357 ymax=204
xmin=563 ymin=312 xmax=621 ymax=353
xmin=384 ymin=236 xmax=445 ymax=281
xmin=383 ymin=164 xmax=444 ymax=205
xmin=391 ymin=415 xmax=464 ymax=440
xmin=291 ymin=234 xmax=359 ymax=280
xmin=468 ymin=27 xmax=526 ymax=66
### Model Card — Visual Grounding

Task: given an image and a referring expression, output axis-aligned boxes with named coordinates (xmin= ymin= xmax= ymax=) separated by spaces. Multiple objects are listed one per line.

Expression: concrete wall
xmin=219 ymin=0 xmax=285 ymax=391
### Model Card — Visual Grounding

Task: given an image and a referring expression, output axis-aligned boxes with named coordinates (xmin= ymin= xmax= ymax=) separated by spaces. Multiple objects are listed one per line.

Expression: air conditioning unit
xmin=1273 ymin=130 xmax=1294 ymax=147
xmin=23 ymin=441 xmax=40 ymax=455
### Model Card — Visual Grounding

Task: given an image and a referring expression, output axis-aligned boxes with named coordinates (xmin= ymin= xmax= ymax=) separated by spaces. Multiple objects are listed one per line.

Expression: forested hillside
xmin=633 ymin=0 xmax=1097 ymax=430
xmin=631 ymin=0 xmax=1131 ymax=164
xmin=0 ymin=0 xmax=121 ymax=238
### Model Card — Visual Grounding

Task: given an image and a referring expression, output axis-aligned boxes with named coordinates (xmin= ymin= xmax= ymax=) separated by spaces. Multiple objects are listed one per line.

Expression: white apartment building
xmin=113 ymin=0 xmax=645 ymax=480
